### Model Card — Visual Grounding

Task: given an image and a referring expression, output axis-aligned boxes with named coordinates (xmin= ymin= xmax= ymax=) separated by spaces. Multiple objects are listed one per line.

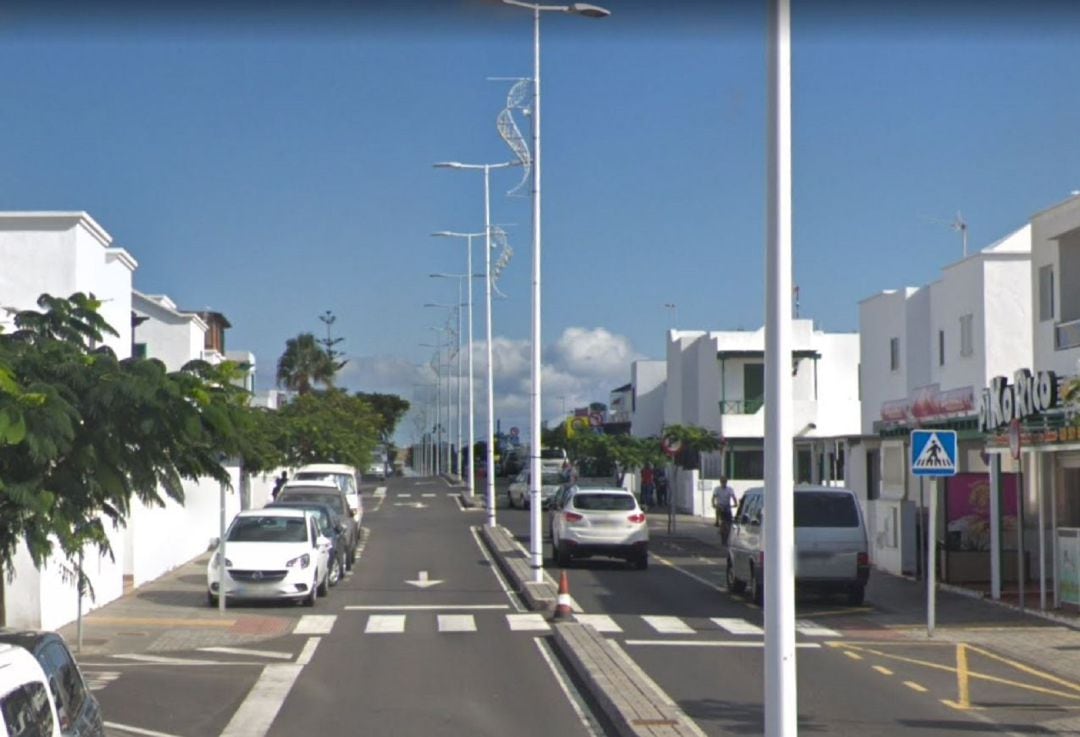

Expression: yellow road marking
xmin=797 ymin=606 xmax=873 ymax=618
xmin=905 ymin=681 xmax=928 ymax=692
xmin=843 ymin=651 xmax=862 ymax=660
xmin=955 ymin=644 xmax=971 ymax=709
xmin=873 ymin=666 xmax=893 ymax=676
xmin=941 ymin=699 xmax=984 ymax=712
xmin=84 ymin=617 xmax=236 ymax=628
xmin=964 ymin=644 xmax=1080 ymax=695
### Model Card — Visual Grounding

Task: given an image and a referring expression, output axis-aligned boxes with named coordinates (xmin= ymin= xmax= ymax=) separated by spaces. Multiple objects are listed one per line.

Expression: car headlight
xmin=211 ymin=552 xmax=233 ymax=568
xmin=286 ymin=553 xmax=311 ymax=569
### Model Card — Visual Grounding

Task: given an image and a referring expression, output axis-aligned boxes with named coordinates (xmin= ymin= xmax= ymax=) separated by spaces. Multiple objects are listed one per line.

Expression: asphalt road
xmin=495 ymin=483 xmax=1080 ymax=737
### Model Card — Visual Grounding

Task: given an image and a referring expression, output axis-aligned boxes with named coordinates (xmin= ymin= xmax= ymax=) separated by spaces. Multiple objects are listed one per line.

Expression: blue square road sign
xmin=911 ymin=429 xmax=958 ymax=477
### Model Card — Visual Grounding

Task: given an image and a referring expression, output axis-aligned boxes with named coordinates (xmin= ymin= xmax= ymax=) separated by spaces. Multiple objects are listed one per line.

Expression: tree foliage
xmin=354 ymin=392 xmax=410 ymax=448
xmin=275 ymin=390 xmax=379 ymax=469
xmin=0 ymin=293 xmax=248 ymax=578
xmin=276 ymin=333 xmax=338 ymax=395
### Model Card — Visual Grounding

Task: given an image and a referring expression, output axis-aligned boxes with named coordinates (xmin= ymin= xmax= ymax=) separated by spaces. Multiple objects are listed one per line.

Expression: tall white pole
xmin=927 ymin=477 xmax=937 ymax=635
xmin=467 ymin=236 xmax=476 ymax=498
xmin=484 ymin=166 xmax=497 ymax=527
xmin=764 ymin=0 xmax=796 ymax=735
xmin=529 ymin=3 xmax=544 ymax=582
xmin=435 ymin=352 xmax=442 ymax=476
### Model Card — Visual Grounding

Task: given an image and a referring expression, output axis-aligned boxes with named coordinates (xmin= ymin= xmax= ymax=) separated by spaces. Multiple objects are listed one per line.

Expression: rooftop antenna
xmin=922 ymin=210 xmax=968 ymax=259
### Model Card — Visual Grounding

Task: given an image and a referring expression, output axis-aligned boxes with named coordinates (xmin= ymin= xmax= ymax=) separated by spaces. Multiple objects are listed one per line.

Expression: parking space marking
xmin=294 ymin=615 xmax=336 ymax=635
xmin=365 ymin=615 xmax=407 ymax=633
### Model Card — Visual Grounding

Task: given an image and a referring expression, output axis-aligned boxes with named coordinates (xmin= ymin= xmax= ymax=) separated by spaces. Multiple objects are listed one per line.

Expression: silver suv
xmin=726 ymin=484 xmax=870 ymax=606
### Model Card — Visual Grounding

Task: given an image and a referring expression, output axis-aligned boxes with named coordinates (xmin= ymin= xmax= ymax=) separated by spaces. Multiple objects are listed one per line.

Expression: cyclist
xmin=712 ymin=476 xmax=737 ymax=546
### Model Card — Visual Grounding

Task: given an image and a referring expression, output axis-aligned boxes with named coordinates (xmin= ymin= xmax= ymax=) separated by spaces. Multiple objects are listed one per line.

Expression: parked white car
xmin=726 ymin=484 xmax=870 ymax=606
xmin=506 ymin=459 xmax=566 ymax=509
xmin=207 ymin=508 xmax=331 ymax=607
xmin=292 ymin=463 xmax=362 ymax=521
xmin=366 ymin=459 xmax=387 ymax=481
xmin=550 ymin=486 xmax=649 ymax=569
xmin=0 ymin=642 xmax=61 ymax=737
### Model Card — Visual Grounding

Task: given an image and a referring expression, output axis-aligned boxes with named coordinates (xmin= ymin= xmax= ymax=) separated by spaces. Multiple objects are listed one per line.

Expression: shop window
xmin=889 ymin=337 xmax=900 ymax=371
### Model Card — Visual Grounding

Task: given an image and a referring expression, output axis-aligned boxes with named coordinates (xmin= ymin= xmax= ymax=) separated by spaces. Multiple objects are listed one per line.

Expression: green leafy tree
xmin=275 ymin=390 xmax=379 ymax=469
xmin=354 ymin=392 xmax=410 ymax=449
xmin=276 ymin=333 xmax=338 ymax=395
xmin=0 ymin=293 xmax=246 ymax=584
xmin=660 ymin=423 xmax=724 ymax=470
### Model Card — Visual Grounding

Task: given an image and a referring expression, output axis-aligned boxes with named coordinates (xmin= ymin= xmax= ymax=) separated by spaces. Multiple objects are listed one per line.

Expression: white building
xmin=660 ymin=322 xmax=861 ymax=516
xmin=629 ymin=360 xmax=666 ymax=438
xmin=858 ymin=225 xmax=1032 ymax=577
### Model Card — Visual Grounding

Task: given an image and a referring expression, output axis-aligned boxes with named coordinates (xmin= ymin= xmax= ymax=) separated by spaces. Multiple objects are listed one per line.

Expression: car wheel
xmin=316 ymin=567 xmax=329 ymax=597
xmin=750 ymin=564 xmax=764 ymax=606
xmin=726 ymin=555 xmax=746 ymax=594
xmin=303 ymin=577 xmax=317 ymax=607
xmin=207 ymin=591 xmax=218 ymax=608
xmin=847 ymin=583 xmax=866 ymax=606
xmin=327 ymin=555 xmax=342 ymax=587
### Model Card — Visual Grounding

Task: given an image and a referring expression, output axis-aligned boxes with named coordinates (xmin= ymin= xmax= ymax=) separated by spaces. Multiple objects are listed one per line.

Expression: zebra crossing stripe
xmin=506 ymin=614 xmax=551 ymax=632
xmin=366 ymin=615 xmax=406 ymax=633
xmin=642 ymin=616 xmax=695 ymax=634
xmin=711 ymin=618 xmax=765 ymax=635
xmin=294 ymin=615 xmax=336 ymax=635
xmin=437 ymin=614 xmax=477 ymax=633
xmin=573 ymin=614 xmax=622 ymax=633
xmin=795 ymin=620 xmax=841 ymax=637
xmin=398 ymin=493 xmax=412 ymax=498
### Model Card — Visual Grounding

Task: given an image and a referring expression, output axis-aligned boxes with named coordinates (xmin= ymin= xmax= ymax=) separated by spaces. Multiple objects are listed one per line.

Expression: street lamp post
xmin=425 ymin=303 xmax=463 ymax=479
xmin=500 ymin=0 xmax=610 ymax=582
xmin=420 ymin=338 xmax=446 ymax=476
xmin=435 ymin=161 xmax=516 ymax=528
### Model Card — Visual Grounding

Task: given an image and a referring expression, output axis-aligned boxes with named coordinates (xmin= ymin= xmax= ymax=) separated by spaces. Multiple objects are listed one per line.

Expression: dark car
xmin=276 ymin=484 xmax=358 ymax=565
xmin=266 ymin=500 xmax=350 ymax=581
xmin=0 ymin=629 xmax=104 ymax=737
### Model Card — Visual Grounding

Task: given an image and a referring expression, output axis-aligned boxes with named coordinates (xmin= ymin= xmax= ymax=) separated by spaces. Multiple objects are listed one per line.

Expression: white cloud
xmin=549 ymin=327 xmax=641 ymax=379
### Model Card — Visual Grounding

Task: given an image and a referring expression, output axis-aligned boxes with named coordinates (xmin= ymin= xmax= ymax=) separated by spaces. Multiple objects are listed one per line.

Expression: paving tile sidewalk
xmin=56 ymin=552 xmax=294 ymax=657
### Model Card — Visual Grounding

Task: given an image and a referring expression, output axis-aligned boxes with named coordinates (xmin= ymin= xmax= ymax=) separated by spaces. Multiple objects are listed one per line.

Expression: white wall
xmin=630 ymin=360 xmax=666 ymax=438
xmin=1032 ymin=196 xmax=1080 ymax=375
xmin=132 ymin=293 xmax=207 ymax=371
xmin=859 ymin=288 xmax=918 ymax=432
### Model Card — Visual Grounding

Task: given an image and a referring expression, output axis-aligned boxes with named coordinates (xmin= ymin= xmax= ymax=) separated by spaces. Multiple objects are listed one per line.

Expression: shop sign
xmin=879 ymin=384 xmax=975 ymax=427
xmin=978 ymin=369 xmax=1059 ymax=432
xmin=986 ymin=424 xmax=1080 ymax=449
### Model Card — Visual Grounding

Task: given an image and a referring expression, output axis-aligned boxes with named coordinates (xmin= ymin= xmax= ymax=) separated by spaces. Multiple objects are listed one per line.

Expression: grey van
xmin=725 ymin=484 xmax=870 ymax=606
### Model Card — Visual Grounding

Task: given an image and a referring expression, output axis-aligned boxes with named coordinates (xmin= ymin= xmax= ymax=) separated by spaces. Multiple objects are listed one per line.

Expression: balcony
xmin=1056 ymin=318 xmax=1080 ymax=350
xmin=719 ymin=399 xmax=764 ymax=415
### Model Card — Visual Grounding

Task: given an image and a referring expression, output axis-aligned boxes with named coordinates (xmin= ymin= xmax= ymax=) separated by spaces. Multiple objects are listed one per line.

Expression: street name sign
xmin=910 ymin=429 xmax=958 ymax=477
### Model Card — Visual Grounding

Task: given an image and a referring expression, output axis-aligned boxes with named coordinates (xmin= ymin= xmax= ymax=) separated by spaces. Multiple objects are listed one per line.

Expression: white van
xmin=726 ymin=484 xmax=870 ymax=606
xmin=291 ymin=464 xmax=362 ymax=522
xmin=0 ymin=643 xmax=61 ymax=737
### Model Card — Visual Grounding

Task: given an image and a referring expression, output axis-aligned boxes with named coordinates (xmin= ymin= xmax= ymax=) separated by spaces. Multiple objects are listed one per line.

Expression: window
xmin=1039 ymin=264 xmax=1055 ymax=322
xmin=743 ymin=363 xmax=764 ymax=413
xmin=960 ymin=314 xmax=974 ymax=357
xmin=729 ymin=449 xmax=764 ymax=480
xmin=1 ymin=682 xmax=55 ymax=737
xmin=938 ymin=330 xmax=945 ymax=366
xmin=889 ymin=337 xmax=900 ymax=371
xmin=794 ymin=492 xmax=860 ymax=528
xmin=133 ymin=342 xmax=148 ymax=359
xmin=41 ymin=640 xmax=86 ymax=730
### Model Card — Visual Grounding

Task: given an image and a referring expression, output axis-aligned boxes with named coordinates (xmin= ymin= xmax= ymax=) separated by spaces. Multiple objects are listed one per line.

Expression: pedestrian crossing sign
xmin=910 ymin=429 xmax=958 ymax=477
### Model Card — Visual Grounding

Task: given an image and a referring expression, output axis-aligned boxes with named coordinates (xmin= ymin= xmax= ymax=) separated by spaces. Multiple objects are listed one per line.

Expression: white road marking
xmin=346 ymin=604 xmax=509 ymax=611
xmin=437 ymin=614 xmax=477 ymax=632
xmin=111 ymin=654 xmax=225 ymax=665
xmin=218 ymin=663 xmax=304 ymax=737
xmin=397 ymin=493 xmax=412 ymax=498
xmin=573 ymin=614 xmax=622 ymax=633
xmin=294 ymin=615 xmax=336 ymax=635
xmin=374 ymin=486 xmax=387 ymax=497
xmin=651 ymin=552 xmax=727 ymax=594
xmin=198 ymin=647 xmax=293 ymax=660
xmin=405 ymin=570 xmax=444 ymax=588
xmin=106 ymin=722 xmax=184 ymax=737
xmin=296 ymin=637 xmax=320 ymax=665
xmin=642 ymin=616 xmax=695 ymax=634
xmin=471 ymin=525 xmax=526 ymax=612
xmin=366 ymin=614 xmax=407 ymax=633
xmin=795 ymin=619 xmax=841 ymax=637
xmin=85 ymin=671 xmax=121 ymax=690
xmin=534 ymin=638 xmax=604 ymax=737
xmin=624 ymin=640 xmax=822 ymax=649
xmin=507 ymin=614 xmax=551 ymax=631
xmin=422 ymin=493 xmax=437 ymax=498
xmin=711 ymin=617 xmax=765 ymax=635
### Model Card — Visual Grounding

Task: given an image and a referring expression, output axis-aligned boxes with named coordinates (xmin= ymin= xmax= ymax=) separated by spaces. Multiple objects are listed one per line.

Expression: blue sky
xmin=2 ymin=1 xmax=1079 ymax=443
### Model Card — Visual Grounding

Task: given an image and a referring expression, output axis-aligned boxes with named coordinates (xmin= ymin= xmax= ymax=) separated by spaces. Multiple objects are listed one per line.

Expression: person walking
xmin=271 ymin=471 xmax=289 ymax=500
xmin=655 ymin=467 xmax=668 ymax=508
xmin=640 ymin=464 xmax=655 ymax=510
xmin=712 ymin=476 xmax=737 ymax=545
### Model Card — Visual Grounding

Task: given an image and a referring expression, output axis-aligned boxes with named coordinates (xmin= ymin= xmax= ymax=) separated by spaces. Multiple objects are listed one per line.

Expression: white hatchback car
xmin=550 ymin=486 xmax=649 ymax=569
xmin=0 ymin=643 xmax=61 ymax=737
xmin=292 ymin=463 xmax=362 ymax=522
xmin=726 ymin=484 xmax=870 ymax=606
xmin=207 ymin=508 xmax=331 ymax=607
xmin=507 ymin=459 xmax=566 ymax=509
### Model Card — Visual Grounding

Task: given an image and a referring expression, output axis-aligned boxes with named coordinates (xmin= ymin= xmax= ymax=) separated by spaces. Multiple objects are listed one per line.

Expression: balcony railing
xmin=1056 ymin=318 xmax=1080 ymax=350
xmin=719 ymin=399 xmax=764 ymax=415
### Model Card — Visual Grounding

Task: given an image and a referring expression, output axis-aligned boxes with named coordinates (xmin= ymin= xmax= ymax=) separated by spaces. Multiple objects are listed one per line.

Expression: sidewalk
xmin=56 ymin=553 xmax=294 ymax=657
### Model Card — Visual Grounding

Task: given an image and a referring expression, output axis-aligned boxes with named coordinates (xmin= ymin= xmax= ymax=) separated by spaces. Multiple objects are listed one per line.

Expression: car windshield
xmin=794 ymin=493 xmax=860 ymax=528
xmin=279 ymin=491 xmax=346 ymax=515
xmin=572 ymin=494 xmax=636 ymax=512
xmin=227 ymin=516 xmax=308 ymax=543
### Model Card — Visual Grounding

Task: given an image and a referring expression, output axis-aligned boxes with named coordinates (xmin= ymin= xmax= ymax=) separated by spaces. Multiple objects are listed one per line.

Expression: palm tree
xmin=276 ymin=333 xmax=337 ymax=395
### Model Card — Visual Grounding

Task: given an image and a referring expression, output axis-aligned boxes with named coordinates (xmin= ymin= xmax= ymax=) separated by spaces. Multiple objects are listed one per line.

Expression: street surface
xmin=73 ymin=474 xmax=1080 ymax=737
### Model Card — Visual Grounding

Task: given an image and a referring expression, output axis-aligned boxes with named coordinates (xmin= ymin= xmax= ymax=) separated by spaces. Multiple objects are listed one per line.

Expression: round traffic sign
xmin=661 ymin=436 xmax=683 ymax=457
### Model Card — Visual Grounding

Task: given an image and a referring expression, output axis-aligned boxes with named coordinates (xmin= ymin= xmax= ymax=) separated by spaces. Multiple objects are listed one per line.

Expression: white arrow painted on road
xmin=405 ymin=571 xmax=443 ymax=589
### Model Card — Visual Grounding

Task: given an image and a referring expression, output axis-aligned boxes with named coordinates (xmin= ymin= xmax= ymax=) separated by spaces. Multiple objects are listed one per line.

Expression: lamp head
xmin=433 ymin=161 xmax=464 ymax=169
xmin=570 ymin=3 xmax=610 ymax=18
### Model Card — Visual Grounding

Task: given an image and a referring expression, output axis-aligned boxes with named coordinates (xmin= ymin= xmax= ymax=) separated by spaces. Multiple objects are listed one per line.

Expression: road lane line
xmin=365 ymin=615 xmax=407 ymax=633
xmin=642 ymin=616 xmax=694 ymax=634
xmin=296 ymin=637 xmax=320 ymax=665
xmin=198 ymin=647 xmax=293 ymax=660
xmin=904 ymin=681 xmax=928 ymax=692
xmin=346 ymin=604 xmax=509 ymax=611
xmin=398 ymin=493 xmax=412 ymax=498
xmin=437 ymin=614 xmax=477 ymax=632
xmin=422 ymin=493 xmax=437 ymax=498
xmin=711 ymin=618 xmax=764 ymax=636
xmin=533 ymin=638 xmax=604 ymax=737
xmin=110 ymin=654 xmax=227 ymax=665
xmin=651 ymin=552 xmax=727 ymax=594
xmin=218 ymin=663 xmax=304 ymax=737
xmin=105 ymin=723 xmax=183 ymax=737
xmin=843 ymin=651 xmax=863 ymax=660
xmin=624 ymin=640 xmax=821 ymax=649
xmin=507 ymin=614 xmax=550 ymax=631
xmin=294 ymin=615 xmax=336 ymax=635
xmin=872 ymin=665 xmax=894 ymax=676
xmin=795 ymin=620 xmax=841 ymax=637
xmin=470 ymin=525 xmax=525 ymax=612
xmin=573 ymin=614 xmax=622 ymax=633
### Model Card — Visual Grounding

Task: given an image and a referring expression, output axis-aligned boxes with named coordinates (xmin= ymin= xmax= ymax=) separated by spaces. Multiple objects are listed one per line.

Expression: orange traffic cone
xmin=551 ymin=570 xmax=574 ymax=621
